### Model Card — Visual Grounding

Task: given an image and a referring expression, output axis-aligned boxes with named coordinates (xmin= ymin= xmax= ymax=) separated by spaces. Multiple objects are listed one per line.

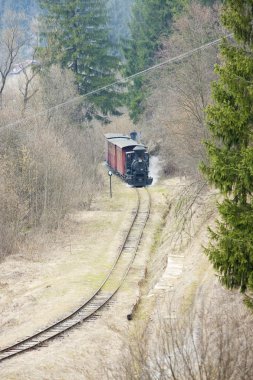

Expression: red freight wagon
xmin=105 ymin=133 xmax=137 ymax=174
xmin=104 ymin=133 xmax=153 ymax=187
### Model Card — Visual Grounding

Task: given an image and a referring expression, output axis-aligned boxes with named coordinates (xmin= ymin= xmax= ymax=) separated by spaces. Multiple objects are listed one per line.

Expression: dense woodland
xmin=1 ymin=0 xmax=253 ymax=377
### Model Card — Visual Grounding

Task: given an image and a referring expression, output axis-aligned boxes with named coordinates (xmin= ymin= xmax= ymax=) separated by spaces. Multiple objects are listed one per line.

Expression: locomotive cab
xmin=133 ymin=146 xmax=148 ymax=186
xmin=134 ymin=145 xmax=145 ymax=158
xmin=125 ymin=146 xmax=153 ymax=187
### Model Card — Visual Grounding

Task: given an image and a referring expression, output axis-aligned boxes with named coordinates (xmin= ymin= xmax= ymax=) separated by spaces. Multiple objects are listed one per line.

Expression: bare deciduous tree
xmin=0 ymin=11 xmax=27 ymax=107
xmin=160 ymin=2 xmax=222 ymax=129
xmin=103 ymin=294 xmax=253 ymax=380
xmin=0 ymin=63 xmax=105 ymax=258
xmin=18 ymin=50 xmax=41 ymax=115
xmin=139 ymin=2 xmax=222 ymax=177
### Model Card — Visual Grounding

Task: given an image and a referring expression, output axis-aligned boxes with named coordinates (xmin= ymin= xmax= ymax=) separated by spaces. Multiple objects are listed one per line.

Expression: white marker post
xmin=108 ymin=170 xmax=113 ymax=198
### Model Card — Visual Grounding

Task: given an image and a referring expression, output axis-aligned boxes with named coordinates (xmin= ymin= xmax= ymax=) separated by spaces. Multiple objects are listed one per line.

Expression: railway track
xmin=0 ymin=187 xmax=151 ymax=363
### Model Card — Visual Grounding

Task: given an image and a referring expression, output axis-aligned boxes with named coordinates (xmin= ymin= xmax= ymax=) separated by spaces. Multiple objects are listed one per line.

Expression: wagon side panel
xmin=110 ymin=142 xmax=117 ymax=171
xmin=105 ymin=138 xmax=109 ymax=162
xmin=108 ymin=141 xmax=116 ymax=170
xmin=121 ymin=148 xmax=127 ymax=176
xmin=116 ymin=146 xmax=124 ymax=175
xmin=107 ymin=140 xmax=112 ymax=167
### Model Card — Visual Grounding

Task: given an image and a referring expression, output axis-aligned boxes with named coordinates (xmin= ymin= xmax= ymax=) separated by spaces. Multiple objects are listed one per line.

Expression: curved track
xmin=0 ymin=187 xmax=151 ymax=363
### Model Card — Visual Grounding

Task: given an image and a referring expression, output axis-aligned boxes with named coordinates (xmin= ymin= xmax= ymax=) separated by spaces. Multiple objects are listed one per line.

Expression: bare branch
xmin=0 ymin=11 xmax=27 ymax=107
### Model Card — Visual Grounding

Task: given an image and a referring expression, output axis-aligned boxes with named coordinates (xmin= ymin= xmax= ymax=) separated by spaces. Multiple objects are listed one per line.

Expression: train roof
xmin=110 ymin=138 xmax=140 ymax=149
xmin=105 ymin=133 xmax=146 ymax=149
xmin=104 ymin=133 xmax=129 ymax=139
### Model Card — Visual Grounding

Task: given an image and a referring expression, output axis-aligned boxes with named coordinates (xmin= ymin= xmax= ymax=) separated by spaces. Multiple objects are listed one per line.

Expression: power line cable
xmin=2 ymin=33 xmax=232 ymax=131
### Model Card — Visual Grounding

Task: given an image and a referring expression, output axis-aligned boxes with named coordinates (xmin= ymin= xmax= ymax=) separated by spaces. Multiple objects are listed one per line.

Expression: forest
xmin=0 ymin=0 xmax=253 ymax=378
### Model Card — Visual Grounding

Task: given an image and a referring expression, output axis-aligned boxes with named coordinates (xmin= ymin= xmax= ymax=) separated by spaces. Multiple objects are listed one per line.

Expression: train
xmin=104 ymin=132 xmax=153 ymax=187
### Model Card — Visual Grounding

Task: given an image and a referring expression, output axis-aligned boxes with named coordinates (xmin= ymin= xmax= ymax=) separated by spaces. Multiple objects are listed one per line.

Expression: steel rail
xmin=0 ymin=187 xmax=151 ymax=363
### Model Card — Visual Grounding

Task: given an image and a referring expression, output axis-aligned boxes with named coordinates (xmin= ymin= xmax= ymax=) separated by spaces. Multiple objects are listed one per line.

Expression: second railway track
xmin=0 ymin=187 xmax=151 ymax=363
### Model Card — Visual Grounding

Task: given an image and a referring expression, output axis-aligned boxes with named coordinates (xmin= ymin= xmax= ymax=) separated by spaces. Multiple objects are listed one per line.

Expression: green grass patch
xmin=243 ymin=296 xmax=253 ymax=311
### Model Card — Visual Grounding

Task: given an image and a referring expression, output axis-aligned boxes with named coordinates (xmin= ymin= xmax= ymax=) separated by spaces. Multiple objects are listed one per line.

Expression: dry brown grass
xmin=0 ymin=174 xmax=137 ymax=349
xmin=0 ymin=173 xmax=166 ymax=380
xmin=102 ymin=180 xmax=253 ymax=380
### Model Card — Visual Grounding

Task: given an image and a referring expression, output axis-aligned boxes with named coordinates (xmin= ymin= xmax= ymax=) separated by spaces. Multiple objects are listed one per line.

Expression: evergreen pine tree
xmin=123 ymin=0 xmax=187 ymax=123
xmin=107 ymin=0 xmax=134 ymax=58
xmin=39 ymin=0 xmax=122 ymax=122
xmin=201 ymin=0 xmax=253 ymax=292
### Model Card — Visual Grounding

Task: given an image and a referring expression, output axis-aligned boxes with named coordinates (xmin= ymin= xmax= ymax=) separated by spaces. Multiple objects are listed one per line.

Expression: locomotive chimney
xmin=130 ymin=131 xmax=138 ymax=141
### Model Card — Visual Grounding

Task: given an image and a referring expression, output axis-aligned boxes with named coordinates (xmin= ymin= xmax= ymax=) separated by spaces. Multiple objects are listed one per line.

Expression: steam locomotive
xmin=104 ymin=132 xmax=153 ymax=187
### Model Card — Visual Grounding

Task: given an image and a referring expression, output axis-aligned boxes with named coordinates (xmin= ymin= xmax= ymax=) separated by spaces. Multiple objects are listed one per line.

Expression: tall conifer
xmin=201 ymin=0 xmax=253 ymax=291
xmin=107 ymin=0 xmax=134 ymax=58
xmin=124 ymin=0 xmax=186 ymax=123
xmin=39 ymin=0 xmax=121 ymax=122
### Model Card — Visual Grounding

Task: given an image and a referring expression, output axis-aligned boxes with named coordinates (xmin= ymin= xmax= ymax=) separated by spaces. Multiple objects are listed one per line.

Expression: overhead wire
xmin=2 ymin=33 xmax=233 ymax=132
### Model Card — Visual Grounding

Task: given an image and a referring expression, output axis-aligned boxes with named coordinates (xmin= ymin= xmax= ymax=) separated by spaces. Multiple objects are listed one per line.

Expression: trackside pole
xmin=108 ymin=170 xmax=112 ymax=198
